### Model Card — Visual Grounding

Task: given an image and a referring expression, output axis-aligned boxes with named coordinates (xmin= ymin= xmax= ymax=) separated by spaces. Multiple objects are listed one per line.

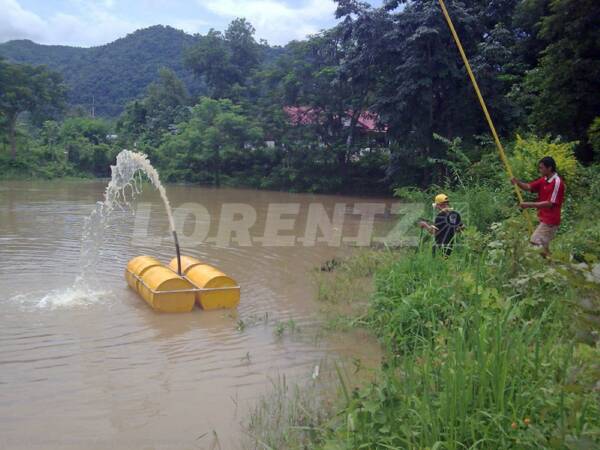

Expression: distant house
xmin=283 ymin=106 xmax=388 ymax=156
xmin=283 ymin=106 xmax=321 ymax=126
xmin=283 ymin=106 xmax=387 ymax=134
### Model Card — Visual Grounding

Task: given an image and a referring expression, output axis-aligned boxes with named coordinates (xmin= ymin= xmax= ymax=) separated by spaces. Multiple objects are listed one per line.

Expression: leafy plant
xmin=429 ymin=134 xmax=472 ymax=188
xmin=511 ymin=134 xmax=579 ymax=182
xmin=588 ymin=117 xmax=600 ymax=157
xmin=324 ymin=234 xmax=599 ymax=449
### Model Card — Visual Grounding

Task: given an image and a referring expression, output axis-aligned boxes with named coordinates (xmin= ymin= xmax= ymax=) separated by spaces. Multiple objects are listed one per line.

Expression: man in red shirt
xmin=511 ymin=156 xmax=566 ymax=257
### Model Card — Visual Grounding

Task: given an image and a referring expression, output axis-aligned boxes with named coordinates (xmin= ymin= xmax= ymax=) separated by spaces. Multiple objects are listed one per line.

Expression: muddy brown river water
xmin=0 ymin=180 xmax=390 ymax=450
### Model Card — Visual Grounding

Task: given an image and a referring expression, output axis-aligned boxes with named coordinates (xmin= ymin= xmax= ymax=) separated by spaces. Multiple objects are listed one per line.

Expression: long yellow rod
xmin=437 ymin=0 xmax=533 ymax=233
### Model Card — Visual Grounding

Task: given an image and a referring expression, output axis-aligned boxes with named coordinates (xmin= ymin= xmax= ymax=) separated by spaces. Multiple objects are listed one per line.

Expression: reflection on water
xmin=0 ymin=180 xmax=386 ymax=449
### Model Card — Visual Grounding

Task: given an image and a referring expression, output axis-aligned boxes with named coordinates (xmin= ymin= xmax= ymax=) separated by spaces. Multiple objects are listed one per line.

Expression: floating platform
xmin=125 ymin=255 xmax=240 ymax=313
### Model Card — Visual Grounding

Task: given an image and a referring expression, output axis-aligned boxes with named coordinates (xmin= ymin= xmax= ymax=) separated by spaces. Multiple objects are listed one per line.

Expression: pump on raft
xmin=125 ymin=255 xmax=240 ymax=313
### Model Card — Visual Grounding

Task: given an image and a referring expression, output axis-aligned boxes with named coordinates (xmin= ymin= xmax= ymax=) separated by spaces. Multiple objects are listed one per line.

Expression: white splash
xmin=10 ymin=287 xmax=111 ymax=310
xmin=37 ymin=286 xmax=112 ymax=309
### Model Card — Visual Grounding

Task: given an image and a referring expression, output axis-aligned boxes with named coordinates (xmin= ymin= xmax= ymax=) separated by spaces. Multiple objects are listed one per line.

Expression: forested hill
xmin=0 ymin=26 xmax=206 ymax=116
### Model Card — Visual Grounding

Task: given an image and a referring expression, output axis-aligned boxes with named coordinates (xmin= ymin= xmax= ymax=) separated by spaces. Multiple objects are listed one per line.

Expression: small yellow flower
xmin=511 ymin=422 xmax=518 ymax=430
xmin=524 ymin=418 xmax=531 ymax=426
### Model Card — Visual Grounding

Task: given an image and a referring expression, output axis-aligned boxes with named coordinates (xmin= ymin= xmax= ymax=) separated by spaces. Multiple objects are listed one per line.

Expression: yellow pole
xmin=437 ymin=0 xmax=533 ymax=234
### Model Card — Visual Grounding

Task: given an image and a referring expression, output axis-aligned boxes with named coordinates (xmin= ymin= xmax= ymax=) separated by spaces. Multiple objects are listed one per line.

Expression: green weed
xmin=324 ymin=215 xmax=600 ymax=449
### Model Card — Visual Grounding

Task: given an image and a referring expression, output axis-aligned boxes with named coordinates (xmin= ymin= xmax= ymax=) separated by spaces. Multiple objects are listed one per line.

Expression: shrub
xmin=588 ymin=117 xmax=600 ymax=157
xmin=511 ymin=134 xmax=579 ymax=182
xmin=325 ymin=234 xmax=600 ymax=449
xmin=447 ymin=183 xmax=515 ymax=232
xmin=467 ymin=149 xmax=508 ymax=188
xmin=393 ymin=185 xmax=428 ymax=203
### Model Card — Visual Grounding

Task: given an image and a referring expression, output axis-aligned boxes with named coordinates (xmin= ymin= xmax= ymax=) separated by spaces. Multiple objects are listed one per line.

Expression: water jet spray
xmin=82 ymin=149 xmax=240 ymax=313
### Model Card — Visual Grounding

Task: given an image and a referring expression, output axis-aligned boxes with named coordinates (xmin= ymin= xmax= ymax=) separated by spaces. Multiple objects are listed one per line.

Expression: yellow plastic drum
xmin=169 ymin=256 xmax=240 ymax=310
xmin=125 ymin=255 xmax=162 ymax=290
xmin=137 ymin=265 xmax=196 ymax=313
xmin=171 ymin=255 xmax=205 ymax=274
xmin=125 ymin=256 xmax=196 ymax=313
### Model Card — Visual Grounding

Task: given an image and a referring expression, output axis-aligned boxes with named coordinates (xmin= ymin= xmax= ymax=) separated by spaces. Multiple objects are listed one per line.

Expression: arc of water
xmin=80 ymin=150 xmax=182 ymax=281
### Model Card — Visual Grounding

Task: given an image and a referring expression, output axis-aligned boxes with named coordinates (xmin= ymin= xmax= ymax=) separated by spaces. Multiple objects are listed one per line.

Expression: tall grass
xmin=323 ymin=214 xmax=600 ymax=449
xmin=331 ymin=308 xmax=598 ymax=449
xmin=313 ymin=249 xmax=400 ymax=330
xmin=243 ymin=375 xmax=329 ymax=449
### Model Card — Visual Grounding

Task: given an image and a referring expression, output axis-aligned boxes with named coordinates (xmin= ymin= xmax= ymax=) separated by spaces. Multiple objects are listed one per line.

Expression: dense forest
xmin=1 ymin=0 xmax=599 ymax=193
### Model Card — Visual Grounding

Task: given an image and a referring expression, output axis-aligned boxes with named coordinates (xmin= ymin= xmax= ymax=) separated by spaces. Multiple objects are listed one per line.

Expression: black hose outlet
xmin=172 ymin=230 xmax=182 ymax=275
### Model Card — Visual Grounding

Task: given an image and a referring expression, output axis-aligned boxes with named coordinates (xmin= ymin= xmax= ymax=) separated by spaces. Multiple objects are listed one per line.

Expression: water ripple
xmin=0 ymin=179 xmax=386 ymax=449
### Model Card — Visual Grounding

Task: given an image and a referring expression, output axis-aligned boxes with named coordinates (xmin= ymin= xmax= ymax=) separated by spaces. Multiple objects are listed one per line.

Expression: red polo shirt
xmin=529 ymin=173 xmax=565 ymax=225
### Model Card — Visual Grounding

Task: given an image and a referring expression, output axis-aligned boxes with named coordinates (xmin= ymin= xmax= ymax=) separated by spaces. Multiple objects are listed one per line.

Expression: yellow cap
xmin=434 ymin=193 xmax=449 ymax=205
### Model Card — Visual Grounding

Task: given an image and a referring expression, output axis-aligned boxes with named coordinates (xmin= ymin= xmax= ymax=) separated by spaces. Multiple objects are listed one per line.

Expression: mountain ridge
xmin=0 ymin=25 xmax=206 ymax=116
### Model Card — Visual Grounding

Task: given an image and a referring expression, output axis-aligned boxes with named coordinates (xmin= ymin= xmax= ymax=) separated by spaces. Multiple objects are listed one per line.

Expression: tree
xmin=185 ymin=19 xmax=263 ymax=98
xmin=225 ymin=18 xmax=263 ymax=76
xmin=522 ymin=0 xmax=600 ymax=159
xmin=59 ymin=117 xmax=117 ymax=176
xmin=335 ymin=1 xmax=488 ymax=184
xmin=158 ymin=97 xmax=262 ymax=185
xmin=40 ymin=120 xmax=60 ymax=156
xmin=0 ymin=60 xmax=66 ymax=159
xmin=511 ymin=0 xmax=551 ymax=69
xmin=117 ymin=67 xmax=189 ymax=146
xmin=117 ymin=100 xmax=147 ymax=141
xmin=332 ymin=0 xmax=542 ymax=186
xmin=185 ymin=30 xmax=234 ymax=98
xmin=252 ymin=26 xmax=384 ymax=175
xmin=142 ymin=67 xmax=189 ymax=141
xmin=588 ymin=117 xmax=600 ymax=158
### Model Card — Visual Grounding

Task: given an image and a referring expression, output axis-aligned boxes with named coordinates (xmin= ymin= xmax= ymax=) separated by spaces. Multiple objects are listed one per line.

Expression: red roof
xmin=283 ymin=106 xmax=320 ymax=126
xmin=354 ymin=111 xmax=381 ymax=132
xmin=283 ymin=106 xmax=385 ymax=132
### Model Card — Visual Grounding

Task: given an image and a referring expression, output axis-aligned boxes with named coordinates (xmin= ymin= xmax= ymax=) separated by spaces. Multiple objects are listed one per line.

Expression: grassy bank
xmin=323 ymin=235 xmax=599 ymax=449
xmin=243 ymin=164 xmax=600 ymax=449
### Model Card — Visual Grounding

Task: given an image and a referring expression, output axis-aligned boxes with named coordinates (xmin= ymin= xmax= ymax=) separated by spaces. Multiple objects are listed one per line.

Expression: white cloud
xmin=48 ymin=12 xmax=141 ymax=47
xmin=0 ymin=0 xmax=47 ymax=43
xmin=0 ymin=0 xmax=339 ymax=47
xmin=202 ymin=0 xmax=338 ymax=44
xmin=0 ymin=0 xmax=142 ymax=46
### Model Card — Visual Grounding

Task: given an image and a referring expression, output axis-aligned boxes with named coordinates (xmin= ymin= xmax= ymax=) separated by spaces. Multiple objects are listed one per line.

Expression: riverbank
xmin=243 ymin=176 xmax=600 ymax=449
xmin=0 ymin=162 xmax=392 ymax=197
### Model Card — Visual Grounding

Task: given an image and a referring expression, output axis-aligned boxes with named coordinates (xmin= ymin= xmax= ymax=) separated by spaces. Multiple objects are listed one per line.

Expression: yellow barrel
xmin=137 ymin=265 xmax=196 ymax=313
xmin=125 ymin=256 xmax=196 ymax=313
xmin=169 ymin=256 xmax=240 ymax=310
xmin=171 ymin=255 xmax=205 ymax=274
xmin=125 ymin=255 xmax=162 ymax=290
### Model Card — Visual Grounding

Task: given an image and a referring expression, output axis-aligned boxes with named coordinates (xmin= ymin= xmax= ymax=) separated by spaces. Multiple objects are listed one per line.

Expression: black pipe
xmin=172 ymin=230 xmax=182 ymax=275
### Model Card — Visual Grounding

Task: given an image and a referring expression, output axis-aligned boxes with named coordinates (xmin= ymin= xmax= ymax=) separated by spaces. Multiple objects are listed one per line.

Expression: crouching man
xmin=511 ymin=156 xmax=566 ymax=257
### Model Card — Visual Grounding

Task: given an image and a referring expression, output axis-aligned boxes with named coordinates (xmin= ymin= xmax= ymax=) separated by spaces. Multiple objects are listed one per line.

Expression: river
xmin=0 ymin=180 xmax=390 ymax=450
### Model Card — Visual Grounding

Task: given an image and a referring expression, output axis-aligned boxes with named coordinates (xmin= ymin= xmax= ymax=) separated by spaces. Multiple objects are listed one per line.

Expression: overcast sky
xmin=0 ymin=0 xmax=382 ymax=47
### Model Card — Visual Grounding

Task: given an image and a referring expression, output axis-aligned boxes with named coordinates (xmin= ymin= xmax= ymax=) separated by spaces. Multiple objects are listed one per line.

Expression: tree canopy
xmin=1 ymin=3 xmax=599 ymax=191
xmin=0 ymin=59 xmax=66 ymax=158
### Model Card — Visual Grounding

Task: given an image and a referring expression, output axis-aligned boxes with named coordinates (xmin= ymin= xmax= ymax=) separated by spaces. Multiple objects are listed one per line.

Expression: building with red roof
xmin=283 ymin=106 xmax=387 ymax=133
